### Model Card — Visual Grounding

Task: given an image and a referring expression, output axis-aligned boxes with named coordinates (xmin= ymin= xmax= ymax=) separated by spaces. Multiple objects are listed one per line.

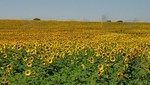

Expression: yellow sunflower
xmin=38 ymin=55 xmax=43 ymax=60
xmin=25 ymin=70 xmax=31 ymax=76
xmin=5 ymin=69 xmax=10 ymax=75
xmin=125 ymin=64 xmax=128 ymax=69
xmin=122 ymin=53 xmax=126 ymax=57
xmin=4 ymin=80 xmax=10 ymax=85
xmin=23 ymin=57 xmax=27 ymax=62
xmin=3 ymin=53 xmax=7 ymax=58
xmin=110 ymin=56 xmax=115 ymax=62
xmin=1 ymin=77 xmax=7 ymax=83
xmin=7 ymin=64 xmax=12 ymax=70
xmin=48 ymin=58 xmax=53 ymax=64
xmin=117 ymin=72 xmax=123 ymax=80
xmin=27 ymin=62 xmax=32 ymax=67
xmin=124 ymin=58 xmax=129 ymax=64
xmin=29 ymin=56 xmax=34 ymax=62
xmin=32 ymin=70 xmax=36 ymax=75
xmin=42 ymin=60 xmax=47 ymax=65
xmin=97 ymin=69 xmax=104 ymax=76
xmin=88 ymin=56 xmax=94 ymax=64
xmin=81 ymin=64 xmax=85 ymax=70
xmin=105 ymin=64 xmax=110 ymax=70
xmin=97 ymin=64 xmax=104 ymax=70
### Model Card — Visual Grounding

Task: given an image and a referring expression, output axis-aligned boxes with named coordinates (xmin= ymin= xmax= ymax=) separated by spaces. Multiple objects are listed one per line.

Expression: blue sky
xmin=0 ymin=0 xmax=150 ymax=22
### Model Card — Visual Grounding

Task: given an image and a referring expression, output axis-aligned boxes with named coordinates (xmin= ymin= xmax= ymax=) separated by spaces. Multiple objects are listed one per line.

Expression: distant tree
xmin=117 ymin=20 xmax=123 ymax=22
xmin=33 ymin=18 xmax=41 ymax=21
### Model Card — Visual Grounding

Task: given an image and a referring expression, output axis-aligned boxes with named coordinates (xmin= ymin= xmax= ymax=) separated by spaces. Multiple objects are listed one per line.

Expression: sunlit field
xmin=0 ymin=20 xmax=150 ymax=85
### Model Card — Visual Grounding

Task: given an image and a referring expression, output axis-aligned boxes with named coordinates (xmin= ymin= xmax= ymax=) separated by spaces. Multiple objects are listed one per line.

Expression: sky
xmin=0 ymin=0 xmax=150 ymax=22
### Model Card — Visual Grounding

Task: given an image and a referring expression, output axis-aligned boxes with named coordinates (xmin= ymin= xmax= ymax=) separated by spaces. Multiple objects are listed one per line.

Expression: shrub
xmin=117 ymin=20 xmax=123 ymax=22
xmin=33 ymin=18 xmax=41 ymax=21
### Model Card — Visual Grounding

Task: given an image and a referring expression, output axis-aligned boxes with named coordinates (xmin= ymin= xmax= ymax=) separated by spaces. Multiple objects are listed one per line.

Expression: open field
xmin=0 ymin=20 xmax=150 ymax=85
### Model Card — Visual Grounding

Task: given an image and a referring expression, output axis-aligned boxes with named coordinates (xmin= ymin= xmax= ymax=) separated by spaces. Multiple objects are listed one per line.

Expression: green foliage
xmin=33 ymin=18 xmax=41 ymax=21
xmin=117 ymin=20 xmax=123 ymax=22
xmin=0 ymin=47 xmax=150 ymax=85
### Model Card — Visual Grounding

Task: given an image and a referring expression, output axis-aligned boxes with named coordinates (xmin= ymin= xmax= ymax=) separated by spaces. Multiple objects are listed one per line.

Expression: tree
xmin=33 ymin=18 xmax=41 ymax=21
xmin=117 ymin=20 xmax=123 ymax=22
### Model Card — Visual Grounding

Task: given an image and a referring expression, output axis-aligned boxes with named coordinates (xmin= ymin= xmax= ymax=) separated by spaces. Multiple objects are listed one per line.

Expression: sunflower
xmin=126 ymin=54 xmax=131 ymax=59
xmin=23 ymin=57 xmax=27 ymax=62
xmin=25 ymin=70 xmax=31 ymax=76
xmin=144 ymin=66 xmax=150 ymax=72
xmin=84 ymin=50 xmax=87 ymax=55
xmin=106 ymin=52 xmax=110 ymax=56
xmin=56 ymin=55 xmax=60 ymax=59
xmin=32 ymin=49 xmax=37 ymax=54
xmin=144 ymin=66 xmax=149 ymax=70
xmin=110 ymin=56 xmax=115 ymax=62
xmin=122 ymin=53 xmax=126 ymax=57
xmin=27 ymin=62 xmax=32 ymax=67
xmin=42 ymin=60 xmax=47 ymax=65
xmin=48 ymin=58 xmax=53 ymax=64
xmin=97 ymin=64 xmax=104 ymax=70
xmin=38 ymin=55 xmax=43 ymax=60
xmin=29 ymin=56 xmax=34 ymax=62
xmin=125 ymin=64 xmax=128 ymax=69
xmin=99 ymin=51 xmax=103 ymax=56
xmin=26 ymin=48 xmax=30 ymax=53
xmin=17 ymin=46 xmax=21 ymax=50
xmin=1 ymin=77 xmax=7 ymax=83
xmin=32 ymin=70 xmax=36 ymax=75
xmin=0 ymin=67 xmax=4 ymax=70
xmin=105 ymin=64 xmax=110 ymax=70
xmin=81 ymin=64 xmax=85 ymax=70
xmin=61 ymin=53 xmax=65 ymax=58
xmin=124 ymin=58 xmax=129 ymax=64
xmin=44 ymin=54 xmax=48 ymax=59
xmin=102 ymin=53 xmax=106 ymax=57
xmin=4 ymin=80 xmax=10 ymax=85
xmin=104 ymin=58 xmax=107 ymax=62
xmin=97 ymin=69 xmax=104 ymax=76
xmin=117 ymin=72 xmax=123 ymax=80
xmin=95 ymin=52 xmax=99 ymax=57
xmin=3 ymin=53 xmax=7 ymax=58
xmin=88 ymin=57 xmax=94 ymax=64
xmin=7 ymin=64 xmax=12 ymax=70
xmin=4 ymin=69 xmax=10 ymax=75
xmin=111 ymin=51 xmax=115 ymax=55
xmin=68 ymin=50 xmax=72 ymax=55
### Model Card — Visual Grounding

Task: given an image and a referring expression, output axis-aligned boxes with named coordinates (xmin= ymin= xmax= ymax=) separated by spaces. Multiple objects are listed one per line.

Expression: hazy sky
xmin=0 ymin=0 xmax=150 ymax=22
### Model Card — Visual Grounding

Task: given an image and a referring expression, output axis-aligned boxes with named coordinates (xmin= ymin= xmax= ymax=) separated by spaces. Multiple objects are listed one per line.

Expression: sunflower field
xmin=0 ymin=20 xmax=150 ymax=85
